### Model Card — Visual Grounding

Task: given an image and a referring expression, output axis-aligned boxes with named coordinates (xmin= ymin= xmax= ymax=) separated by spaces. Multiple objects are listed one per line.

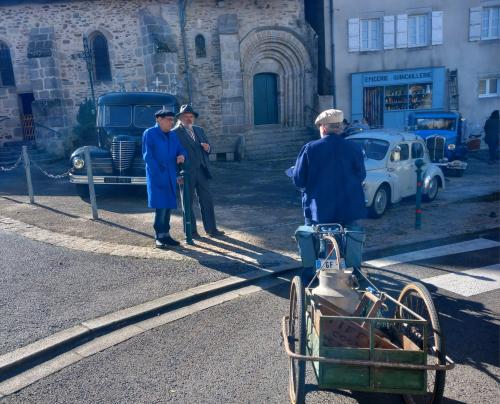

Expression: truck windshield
xmin=416 ymin=118 xmax=456 ymax=131
xmin=98 ymin=105 xmax=132 ymax=127
xmin=348 ymin=138 xmax=389 ymax=160
xmin=134 ymin=105 xmax=164 ymax=128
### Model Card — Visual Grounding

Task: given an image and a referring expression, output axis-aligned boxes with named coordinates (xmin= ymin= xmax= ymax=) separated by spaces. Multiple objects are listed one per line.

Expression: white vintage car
xmin=347 ymin=130 xmax=445 ymax=218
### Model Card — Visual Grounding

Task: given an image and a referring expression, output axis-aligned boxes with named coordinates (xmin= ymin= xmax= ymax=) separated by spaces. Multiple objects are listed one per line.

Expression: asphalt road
xmin=2 ymin=233 xmax=498 ymax=403
xmin=0 ymin=229 xmax=258 ymax=355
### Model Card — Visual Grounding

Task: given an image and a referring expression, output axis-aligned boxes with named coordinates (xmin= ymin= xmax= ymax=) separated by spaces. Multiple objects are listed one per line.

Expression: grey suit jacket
xmin=174 ymin=124 xmax=212 ymax=179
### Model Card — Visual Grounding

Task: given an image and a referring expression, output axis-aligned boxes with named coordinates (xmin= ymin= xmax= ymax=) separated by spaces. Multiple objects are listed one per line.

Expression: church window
xmin=0 ymin=42 xmax=15 ymax=86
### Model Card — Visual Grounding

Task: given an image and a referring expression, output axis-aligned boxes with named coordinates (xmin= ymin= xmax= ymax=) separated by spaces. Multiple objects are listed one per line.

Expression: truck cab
xmin=69 ymin=92 xmax=178 ymax=192
xmin=408 ymin=111 xmax=468 ymax=176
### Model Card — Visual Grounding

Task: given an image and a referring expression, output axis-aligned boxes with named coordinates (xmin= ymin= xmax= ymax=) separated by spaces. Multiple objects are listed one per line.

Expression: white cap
xmin=314 ymin=109 xmax=344 ymax=127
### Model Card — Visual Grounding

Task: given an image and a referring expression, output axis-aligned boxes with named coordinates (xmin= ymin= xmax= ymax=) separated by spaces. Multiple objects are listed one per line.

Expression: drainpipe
xmin=179 ymin=0 xmax=193 ymax=104
xmin=330 ymin=0 xmax=336 ymax=108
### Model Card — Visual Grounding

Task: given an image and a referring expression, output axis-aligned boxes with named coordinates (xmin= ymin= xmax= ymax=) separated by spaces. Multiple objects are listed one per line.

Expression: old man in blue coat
xmin=142 ymin=108 xmax=187 ymax=248
xmin=293 ymin=109 xmax=366 ymax=226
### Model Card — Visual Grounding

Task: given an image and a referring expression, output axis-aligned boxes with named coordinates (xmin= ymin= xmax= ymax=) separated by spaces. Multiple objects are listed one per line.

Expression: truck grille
xmin=426 ymin=136 xmax=445 ymax=162
xmin=111 ymin=139 xmax=136 ymax=172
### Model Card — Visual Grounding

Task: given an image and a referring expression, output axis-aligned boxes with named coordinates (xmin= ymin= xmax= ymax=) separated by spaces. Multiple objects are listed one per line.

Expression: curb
xmin=0 ymin=261 xmax=300 ymax=381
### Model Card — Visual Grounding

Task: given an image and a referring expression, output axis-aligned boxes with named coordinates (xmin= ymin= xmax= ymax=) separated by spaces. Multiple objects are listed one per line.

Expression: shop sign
xmin=363 ymin=69 xmax=433 ymax=86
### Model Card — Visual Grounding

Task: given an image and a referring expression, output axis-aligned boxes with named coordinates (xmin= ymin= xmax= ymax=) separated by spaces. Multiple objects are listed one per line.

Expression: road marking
xmin=365 ymin=238 xmax=500 ymax=268
xmin=422 ymin=264 xmax=500 ymax=297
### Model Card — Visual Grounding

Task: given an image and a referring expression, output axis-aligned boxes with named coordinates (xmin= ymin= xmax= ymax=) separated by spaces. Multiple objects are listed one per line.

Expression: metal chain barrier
xmin=0 ymin=154 xmax=23 ymax=172
xmin=31 ymin=160 xmax=71 ymax=179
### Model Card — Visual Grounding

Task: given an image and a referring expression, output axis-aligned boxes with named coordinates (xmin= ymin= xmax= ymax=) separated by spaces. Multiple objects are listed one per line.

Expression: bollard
xmin=179 ymin=164 xmax=194 ymax=245
xmin=415 ymin=158 xmax=424 ymax=229
xmin=22 ymin=146 xmax=34 ymax=204
xmin=83 ymin=146 xmax=99 ymax=220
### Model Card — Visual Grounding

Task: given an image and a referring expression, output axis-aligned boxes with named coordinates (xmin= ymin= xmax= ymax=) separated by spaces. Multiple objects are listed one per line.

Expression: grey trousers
xmin=187 ymin=168 xmax=216 ymax=234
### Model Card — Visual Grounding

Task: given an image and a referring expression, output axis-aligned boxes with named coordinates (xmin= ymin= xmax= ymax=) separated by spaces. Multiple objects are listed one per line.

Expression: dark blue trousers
xmin=154 ymin=208 xmax=172 ymax=240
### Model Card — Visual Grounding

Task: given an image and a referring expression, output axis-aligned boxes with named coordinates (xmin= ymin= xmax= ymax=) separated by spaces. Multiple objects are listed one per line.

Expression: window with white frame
xmin=482 ymin=7 xmax=500 ymax=39
xmin=479 ymin=77 xmax=499 ymax=97
xmin=360 ymin=19 xmax=380 ymax=50
xmin=408 ymin=14 xmax=428 ymax=46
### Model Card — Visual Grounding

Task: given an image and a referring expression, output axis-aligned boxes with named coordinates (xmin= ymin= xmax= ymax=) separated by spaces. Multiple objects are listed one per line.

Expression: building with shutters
xmin=0 ymin=0 xmax=318 ymax=160
xmin=307 ymin=0 xmax=500 ymax=135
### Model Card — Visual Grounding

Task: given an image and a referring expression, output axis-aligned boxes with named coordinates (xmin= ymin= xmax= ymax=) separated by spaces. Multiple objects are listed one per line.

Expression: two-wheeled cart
xmin=282 ymin=224 xmax=454 ymax=403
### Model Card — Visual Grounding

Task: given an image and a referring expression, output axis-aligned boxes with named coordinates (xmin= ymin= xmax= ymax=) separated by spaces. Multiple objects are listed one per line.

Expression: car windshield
xmin=348 ymin=138 xmax=389 ymax=161
xmin=98 ymin=105 xmax=132 ymax=127
xmin=416 ymin=118 xmax=456 ymax=131
xmin=134 ymin=105 xmax=165 ymax=128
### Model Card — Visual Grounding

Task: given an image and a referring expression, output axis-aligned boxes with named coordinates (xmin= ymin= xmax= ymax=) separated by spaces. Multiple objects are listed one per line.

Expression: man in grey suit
xmin=174 ymin=104 xmax=225 ymax=238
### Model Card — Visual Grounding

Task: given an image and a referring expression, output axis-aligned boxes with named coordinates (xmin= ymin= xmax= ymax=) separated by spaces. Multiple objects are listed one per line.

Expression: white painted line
xmin=423 ymin=264 xmax=500 ymax=297
xmin=365 ymin=238 xmax=500 ymax=268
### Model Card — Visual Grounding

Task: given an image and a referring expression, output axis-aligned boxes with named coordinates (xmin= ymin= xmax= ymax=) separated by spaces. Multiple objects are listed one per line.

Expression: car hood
xmin=364 ymin=159 xmax=386 ymax=171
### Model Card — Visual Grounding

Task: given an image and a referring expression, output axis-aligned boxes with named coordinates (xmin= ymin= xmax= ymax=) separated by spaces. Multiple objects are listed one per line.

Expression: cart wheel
xmin=396 ymin=283 xmax=446 ymax=404
xmin=288 ymin=276 xmax=306 ymax=404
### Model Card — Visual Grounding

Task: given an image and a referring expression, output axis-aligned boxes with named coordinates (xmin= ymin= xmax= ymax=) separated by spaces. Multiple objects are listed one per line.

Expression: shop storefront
xmin=351 ymin=67 xmax=446 ymax=129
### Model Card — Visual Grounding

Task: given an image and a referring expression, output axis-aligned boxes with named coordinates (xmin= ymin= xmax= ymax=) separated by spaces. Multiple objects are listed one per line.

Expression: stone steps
xmin=0 ymin=143 xmax=60 ymax=167
xmin=243 ymin=127 xmax=316 ymax=160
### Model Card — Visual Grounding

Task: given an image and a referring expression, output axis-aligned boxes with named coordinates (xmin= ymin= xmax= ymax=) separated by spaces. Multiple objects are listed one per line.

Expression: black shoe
xmin=160 ymin=236 xmax=180 ymax=246
xmin=155 ymin=239 xmax=167 ymax=249
xmin=207 ymin=229 xmax=225 ymax=237
xmin=191 ymin=231 xmax=201 ymax=239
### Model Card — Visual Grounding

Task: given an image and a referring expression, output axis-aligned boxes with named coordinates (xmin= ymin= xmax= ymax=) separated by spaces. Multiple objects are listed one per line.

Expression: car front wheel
xmin=368 ymin=185 xmax=389 ymax=218
xmin=423 ymin=176 xmax=439 ymax=202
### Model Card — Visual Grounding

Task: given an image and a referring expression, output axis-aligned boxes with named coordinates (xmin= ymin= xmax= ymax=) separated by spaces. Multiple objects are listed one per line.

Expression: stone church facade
xmin=0 ymin=0 xmax=318 ymax=159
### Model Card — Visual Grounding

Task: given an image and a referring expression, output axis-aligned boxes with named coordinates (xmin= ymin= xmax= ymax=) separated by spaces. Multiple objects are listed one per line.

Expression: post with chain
xmin=415 ymin=158 xmax=424 ymax=229
xmin=22 ymin=146 xmax=35 ymax=204
xmin=179 ymin=164 xmax=193 ymax=245
xmin=84 ymin=146 xmax=98 ymax=220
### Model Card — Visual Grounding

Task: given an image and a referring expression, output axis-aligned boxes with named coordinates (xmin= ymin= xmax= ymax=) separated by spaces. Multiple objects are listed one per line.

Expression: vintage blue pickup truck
xmin=69 ymin=91 xmax=178 ymax=195
xmin=408 ymin=111 xmax=468 ymax=176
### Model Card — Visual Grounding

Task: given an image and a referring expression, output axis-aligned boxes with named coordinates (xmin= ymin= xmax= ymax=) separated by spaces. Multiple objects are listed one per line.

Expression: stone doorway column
xmin=218 ymin=14 xmax=246 ymax=137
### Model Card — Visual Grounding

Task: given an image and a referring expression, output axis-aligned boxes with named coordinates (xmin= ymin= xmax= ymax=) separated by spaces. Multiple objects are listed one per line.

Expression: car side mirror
xmin=390 ymin=146 xmax=401 ymax=162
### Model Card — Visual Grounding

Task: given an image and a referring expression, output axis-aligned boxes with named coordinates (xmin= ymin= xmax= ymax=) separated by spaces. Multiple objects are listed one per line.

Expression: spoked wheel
xmin=396 ymin=283 xmax=446 ymax=404
xmin=288 ymin=276 xmax=306 ymax=404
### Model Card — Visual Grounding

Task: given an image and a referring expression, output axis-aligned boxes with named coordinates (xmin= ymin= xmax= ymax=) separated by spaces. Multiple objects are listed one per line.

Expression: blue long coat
xmin=142 ymin=124 xmax=187 ymax=209
xmin=293 ymin=134 xmax=366 ymax=224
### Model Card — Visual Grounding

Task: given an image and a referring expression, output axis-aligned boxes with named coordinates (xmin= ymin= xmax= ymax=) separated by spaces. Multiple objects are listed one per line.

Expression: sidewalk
xmin=0 ymin=150 xmax=498 ymax=267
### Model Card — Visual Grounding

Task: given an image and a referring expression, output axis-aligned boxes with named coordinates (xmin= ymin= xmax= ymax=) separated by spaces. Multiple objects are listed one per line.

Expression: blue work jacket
xmin=142 ymin=124 xmax=187 ymax=209
xmin=293 ymin=134 xmax=366 ymax=224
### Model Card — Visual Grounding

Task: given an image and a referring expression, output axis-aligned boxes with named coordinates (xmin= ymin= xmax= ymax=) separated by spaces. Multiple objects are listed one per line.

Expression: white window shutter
xmin=396 ymin=14 xmax=408 ymax=48
xmin=384 ymin=15 xmax=395 ymax=49
xmin=469 ymin=7 xmax=481 ymax=41
xmin=432 ymin=11 xmax=443 ymax=45
xmin=348 ymin=18 xmax=360 ymax=52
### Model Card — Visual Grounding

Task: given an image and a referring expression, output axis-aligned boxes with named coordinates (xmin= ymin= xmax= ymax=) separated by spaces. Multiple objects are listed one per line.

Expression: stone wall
xmin=0 ymin=0 xmax=317 ymax=157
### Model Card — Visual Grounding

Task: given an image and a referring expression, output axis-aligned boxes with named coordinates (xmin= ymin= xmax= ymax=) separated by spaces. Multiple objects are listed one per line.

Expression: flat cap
xmin=314 ymin=109 xmax=344 ymax=127
xmin=155 ymin=108 xmax=175 ymax=118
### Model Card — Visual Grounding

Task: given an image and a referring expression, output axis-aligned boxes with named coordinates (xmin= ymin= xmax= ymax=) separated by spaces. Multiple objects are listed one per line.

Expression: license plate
xmin=316 ymin=259 xmax=338 ymax=270
xmin=104 ymin=177 xmax=132 ymax=184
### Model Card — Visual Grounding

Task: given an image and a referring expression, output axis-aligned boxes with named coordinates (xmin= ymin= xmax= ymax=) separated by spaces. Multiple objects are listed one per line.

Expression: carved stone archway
xmin=240 ymin=28 xmax=314 ymax=128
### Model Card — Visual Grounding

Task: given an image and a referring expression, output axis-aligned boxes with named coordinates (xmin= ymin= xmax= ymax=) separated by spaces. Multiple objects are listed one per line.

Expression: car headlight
xmin=447 ymin=144 xmax=456 ymax=151
xmin=72 ymin=157 xmax=85 ymax=169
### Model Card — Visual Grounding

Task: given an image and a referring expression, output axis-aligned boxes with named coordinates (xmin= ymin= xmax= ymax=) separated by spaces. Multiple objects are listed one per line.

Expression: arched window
xmin=0 ymin=41 xmax=15 ymax=86
xmin=91 ymin=33 xmax=111 ymax=82
xmin=195 ymin=34 xmax=206 ymax=58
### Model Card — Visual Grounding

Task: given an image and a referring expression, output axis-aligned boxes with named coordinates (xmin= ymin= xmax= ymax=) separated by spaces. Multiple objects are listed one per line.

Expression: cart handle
xmin=281 ymin=317 xmax=455 ymax=371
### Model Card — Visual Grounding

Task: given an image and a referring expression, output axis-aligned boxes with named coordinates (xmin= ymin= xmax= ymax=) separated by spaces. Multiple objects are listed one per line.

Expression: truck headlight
xmin=72 ymin=157 xmax=85 ymax=169
xmin=447 ymin=144 xmax=456 ymax=151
